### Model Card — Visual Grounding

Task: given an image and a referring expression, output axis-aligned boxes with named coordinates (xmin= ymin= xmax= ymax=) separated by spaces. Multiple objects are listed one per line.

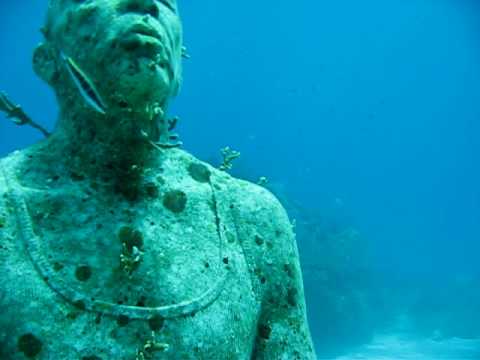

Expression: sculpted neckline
xmin=1 ymin=160 xmax=230 ymax=320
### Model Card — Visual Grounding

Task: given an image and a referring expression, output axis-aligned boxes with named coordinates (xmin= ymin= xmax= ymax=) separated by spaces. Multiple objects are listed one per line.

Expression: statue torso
xmin=0 ymin=149 xmax=262 ymax=360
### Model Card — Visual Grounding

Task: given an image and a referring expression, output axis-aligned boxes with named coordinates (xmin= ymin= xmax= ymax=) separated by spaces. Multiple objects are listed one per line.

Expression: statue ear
xmin=32 ymin=42 xmax=60 ymax=85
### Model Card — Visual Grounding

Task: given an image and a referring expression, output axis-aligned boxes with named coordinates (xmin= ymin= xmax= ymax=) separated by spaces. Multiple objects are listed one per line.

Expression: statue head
xmin=33 ymin=0 xmax=183 ymax=139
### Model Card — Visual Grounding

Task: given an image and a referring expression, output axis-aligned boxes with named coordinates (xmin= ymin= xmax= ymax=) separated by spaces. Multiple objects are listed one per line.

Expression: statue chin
xmin=99 ymin=32 xmax=176 ymax=111
xmin=106 ymin=57 xmax=172 ymax=111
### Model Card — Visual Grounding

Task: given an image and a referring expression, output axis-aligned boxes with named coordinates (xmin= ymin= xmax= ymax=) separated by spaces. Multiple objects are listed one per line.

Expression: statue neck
xmin=46 ymin=110 xmax=163 ymax=201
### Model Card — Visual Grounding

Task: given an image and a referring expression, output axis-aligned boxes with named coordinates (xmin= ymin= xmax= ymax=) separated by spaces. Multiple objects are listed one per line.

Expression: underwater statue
xmin=0 ymin=0 xmax=315 ymax=358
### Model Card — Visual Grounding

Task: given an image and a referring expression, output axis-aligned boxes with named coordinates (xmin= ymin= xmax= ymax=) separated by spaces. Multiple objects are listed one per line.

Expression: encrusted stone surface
xmin=0 ymin=149 xmax=315 ymax=359
xmin=0 ymin=0 xmax=315 ymax=358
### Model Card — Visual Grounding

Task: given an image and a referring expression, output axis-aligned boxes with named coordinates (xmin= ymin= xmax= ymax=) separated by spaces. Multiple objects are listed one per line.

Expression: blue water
xmin=1 ymin=0 xmax=480 ymax=358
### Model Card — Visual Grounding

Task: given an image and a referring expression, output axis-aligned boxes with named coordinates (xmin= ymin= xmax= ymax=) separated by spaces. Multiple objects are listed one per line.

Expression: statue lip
xmin=128 ymin=23 xmax=163 ymax=42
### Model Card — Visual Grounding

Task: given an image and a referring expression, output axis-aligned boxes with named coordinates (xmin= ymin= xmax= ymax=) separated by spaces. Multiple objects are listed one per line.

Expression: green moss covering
xmin=188 ymin=163 xmax=211 ymax=183
xmin=116 ymin=315 xmax=129 ymax=327
xmin=163 ymin=190 xmax=187 ymax=213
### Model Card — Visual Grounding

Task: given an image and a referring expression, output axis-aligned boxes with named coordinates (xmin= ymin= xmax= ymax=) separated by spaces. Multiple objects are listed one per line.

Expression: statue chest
xmin=0 ymin=186 xmax=261 ymax=359
xmin=1 ymin=251 xmax=259 ymax=360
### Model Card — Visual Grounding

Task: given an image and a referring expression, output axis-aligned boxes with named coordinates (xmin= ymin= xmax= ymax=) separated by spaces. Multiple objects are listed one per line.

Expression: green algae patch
xmin=188 ymin=163 xmax=211 ymax=183
xmin=163 ymin=190 xmax=187 ymax=213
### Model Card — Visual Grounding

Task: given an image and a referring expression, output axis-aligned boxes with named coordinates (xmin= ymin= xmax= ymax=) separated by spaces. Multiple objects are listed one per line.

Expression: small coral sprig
xmin=257 ymin=176 xmax=269 ymax=186
xmin=0 ymin=92 xmax=50 ymax=137
xmin=136 ymin=332 xmax=169 ymax=359
xmin=120 ymin=244 xmax=144 ymax=277
xmin=219 ymin=146 xmax=241 ymax=172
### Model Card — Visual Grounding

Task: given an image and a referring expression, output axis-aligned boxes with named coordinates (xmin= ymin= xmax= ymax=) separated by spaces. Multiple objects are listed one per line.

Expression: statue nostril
xmin=119 ymin=1 xmax=159 ymax=18
xmin=148 ymin=5 xmax=159 ymax=18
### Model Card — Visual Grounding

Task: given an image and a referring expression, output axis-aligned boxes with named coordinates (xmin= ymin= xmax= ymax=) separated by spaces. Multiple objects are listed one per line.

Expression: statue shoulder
xmin=166 ymin=148 xmax=298 ymax=269
xmin=226 ymin=176 xmax=300 ymax=291
xmin=226 ymin=178 xmax=316 ymax=357
xmin=230 ymin=177 xmax=295 ymax=256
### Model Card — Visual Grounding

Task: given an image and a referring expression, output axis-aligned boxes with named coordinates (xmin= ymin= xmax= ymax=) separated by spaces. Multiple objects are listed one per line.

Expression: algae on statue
xmin=0 ymin=0 xmax=316 ymax=358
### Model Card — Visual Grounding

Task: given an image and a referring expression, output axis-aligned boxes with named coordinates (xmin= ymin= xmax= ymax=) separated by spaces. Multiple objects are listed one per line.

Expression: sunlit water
xmin=334 ymin=333 xmax=480 ymax=360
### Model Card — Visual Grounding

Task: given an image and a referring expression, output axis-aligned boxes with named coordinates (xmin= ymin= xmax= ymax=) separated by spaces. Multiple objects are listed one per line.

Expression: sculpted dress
xmin=0 ymin=144 xmax=315 ymax=359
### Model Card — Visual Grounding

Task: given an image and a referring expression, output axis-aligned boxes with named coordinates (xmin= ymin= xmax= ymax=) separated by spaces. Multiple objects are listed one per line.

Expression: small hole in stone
xmin=75 ymin=265 xmax=92 ymax=281
xmin=17 ymin=333 xmax=43 ymax=358
xmin=255 ymin=235 xmax=264 ymax=246
xmin=53 ymin=262 xmax=64 ymax=272
xmin=136 ymin=296 xmax=147 ymax=307
xmin=74 ymin=299 xmax=86 ymax=310
xmin=117 ymin=315 xmax=129 ymax=327
xmin=148 ymin=315 xmax=165 ymax=331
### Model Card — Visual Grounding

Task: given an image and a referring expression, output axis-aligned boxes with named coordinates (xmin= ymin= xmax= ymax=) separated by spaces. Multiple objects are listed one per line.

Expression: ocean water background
xmin=1 ymin=0 xmax=480 ymax=358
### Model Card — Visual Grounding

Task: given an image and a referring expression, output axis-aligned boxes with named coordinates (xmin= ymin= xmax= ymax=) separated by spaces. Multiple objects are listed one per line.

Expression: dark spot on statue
xmin=255 ymin=235 xmax=264 ymax=246
xmin=226 ymin=231 xmax=235 ymax=243
xmin=53 ymin=262 xmax=64 ymax=272
xmin=163 ymin=190 xmax=187 ymax=213
xmin=283 ymin=263 xmax=294 ymax=279
xmin=82 ymin=356 xmax=102 ymax=360
xmin=70 ymin=171 xmax=85 ymax=181
xmin=121 ymin=36 xmax=141 ymax=52
xmin=156 ymin=175 xmax=165 ymax=185
xmin=188 ymin=163 xmax=211 ymax=183
xmin=148 ymin=315 xmax=165 ymax=331
xmin=95 ymin=313 xmax=102 ymax=324
xmin=223 ymin=257 xmax=229 ymax=265
xmin=287 ymin=287 xmax=298 ymax=307
xmin=75 ymin=265 xmax=92 ymax=281
xmin=136 ymin=295 xmax=147 ymax=307
xmin=73 ymin=299 xmax=86 ymax=310
xmin=144 ymin=182 xmax=159 ymax=198
xmin=260 ymin=277 xmax=266 ymax=284
xmin=117 ymin=315 xmax=129 ymax=327
xmin=118 ymin=100 xmax=129 ymax=108
xmin=17 ymin=333 xmax=42 ymax=358
xmin=114 ymin=180 xmax=140 ymax=202
xmin=204 ymin=261 xmax=210 ymax=268
xmin=118 ymin=226 xmax=144 ymax=252
xmin=258 ymin=323 xmax=272 ymax=340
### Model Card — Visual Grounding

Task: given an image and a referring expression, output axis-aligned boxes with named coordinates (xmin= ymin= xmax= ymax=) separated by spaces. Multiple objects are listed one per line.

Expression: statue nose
xmin=118 ymin=0 xmax=160 ymax=18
